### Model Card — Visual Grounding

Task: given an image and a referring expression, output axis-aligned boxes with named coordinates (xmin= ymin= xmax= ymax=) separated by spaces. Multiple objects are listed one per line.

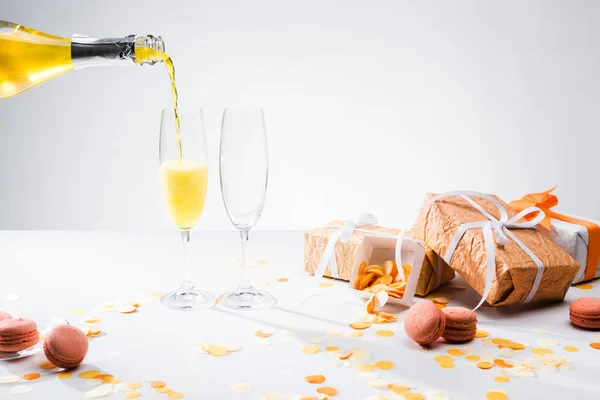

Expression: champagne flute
xmin=159 ymin=108 xmax=215 ymax=310
xmin=219 ymin=108 xmax=275 ymax=309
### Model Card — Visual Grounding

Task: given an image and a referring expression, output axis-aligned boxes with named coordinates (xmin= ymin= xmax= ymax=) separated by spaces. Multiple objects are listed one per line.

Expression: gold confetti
xmin=477 ymin=361 xmax=494 ymax=370
xmin=349 ymin=322 xmax=371 ymax=330
xmin=486 ymin=391 xmax=508 ymax=400
xmin=57 ymin=372 xmax=73 ymax=379
xmin=126 ymin=382 xmax=142 ymax=389
xmin=447 ymin=348 xmax=465 ymax=356
xmin=354 ymin=364 xmax=375 ymax=372
xmin=150 ymin=381 xmax=167 ymax=388
xmin=589 ymin=343 xmax=600 ymax=349
xmin=118 ymin=305 xmax=137 ymax=314
xmin=207 ymin=345 xmax=229 ymax=356
xmin=491 ymin=338 xmax=511 ymax=346
xmin=319 ymin=282 xmax=334 ymax=288
xmin=374 ymin=360 xmax=394 ymax=370
xmin=276 ymin=278 xmax=289 ymax=283
xmin=350 ymin=331 xmax=364 ymax=338
xmin=433 ymin=355 xmax=453 ymax=363
xmin=157 ymin=386 xmax=172 ymax=393
xmin=494 ymin=376 xmax=510 ymax=383
xmin=255 ymin=330 xmax=273 ymax=338
xmin=123 ymin=390 xmax=141 ymax=399
xmin=494 ymin=359 xmax=513 ymax=368
xmin=564 ymin=346 xmax=579 ymax=352
xmin=325 ymin=346 xmax=340 ymax=352
xmin=301 ymin=346 xmax=320 ymax=354
xmin=388 ymin=384 xmax=410 ymax=394
xmin=305 ymin=375 xmax=326 ymax=384
xmin=83 ymin=316 xmax=101 ymax=323
xmin=439 ymin=362 xmax=455 ymax=369
xmin=475 ymin=329 xmax=489 ymax=338
xmin=432 ymin=297 xmax=449 ymax=304
xmin=40 ymin=363 xmax=56 ymax=370
xmin=88 ymin=325 xmax=102 ymax=336
xmin=167 ymin=392 xmax=184 ymax=399
xmin=375 ymin=330 xmax=394 ymax=337
xmin=405 ymin=393 xmax=426 ymax=400
xmin=532 ymin=348 xmax=553 ymax=355
xmin=466 ymin=355 xmax=481 ymax=362
xmin=79 ymin=370 xmax=100 ymax=379
xmin=22 ymin=373 xmax=40 ymax=381
xmin=575 ymin=283 xmax=593 ymax=290
xmin=317 ymin=387 xmax=338 ymax=396
xmin=103 ymin=376 xmax=120 ymax=384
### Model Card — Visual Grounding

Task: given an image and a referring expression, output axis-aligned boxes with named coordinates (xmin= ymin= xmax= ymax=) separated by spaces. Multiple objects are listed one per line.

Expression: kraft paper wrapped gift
xmin=304 ymin=217 xmax=455 ymax=297
xmin=509 ymin=187 xmax=600 ymax=284
xmin=410 ymin=192 xmax=580 ymax=307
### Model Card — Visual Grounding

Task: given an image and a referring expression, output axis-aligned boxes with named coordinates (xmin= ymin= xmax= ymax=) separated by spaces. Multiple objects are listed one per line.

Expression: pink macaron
xmin=441 ymin=307 xmax=478 ymax=342
xmin=570 ymin=297 xmax=600 ymax=329
xmin=403 ymin=301 xmax=446 ymax=345
xmin=0 ymin=318 xmax=39 ymax=352
xmin=43 ymin=325 xmax=88 ymax=369
xmin=0 ymin=312 xmax=12 ymax=322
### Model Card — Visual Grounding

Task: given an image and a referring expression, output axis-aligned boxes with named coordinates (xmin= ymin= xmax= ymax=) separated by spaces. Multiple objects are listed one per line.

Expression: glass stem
xmin=178 ymin=230 xmax=193 ymax=295
xmin=238 ymin=229 xmax=251 ymax=292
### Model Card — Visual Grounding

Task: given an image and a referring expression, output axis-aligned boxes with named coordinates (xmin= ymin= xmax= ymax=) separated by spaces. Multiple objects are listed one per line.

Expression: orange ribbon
xmin=509 ymin=186 xmax=600 ymax=282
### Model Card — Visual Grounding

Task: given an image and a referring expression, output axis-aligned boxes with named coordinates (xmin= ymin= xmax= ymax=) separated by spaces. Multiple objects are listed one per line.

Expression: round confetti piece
xmin=231 ymin=383 xmax=253 ymax=393
xmin=375 ymin=330 xmax=394 ymax=337
xmin=150 ymin=381 xmax=167 ymax=388
xmin=433 ymin=355 xmax=453 ymax=363
xmin=374 ymin=360 xmax=395 ymax=370
xmin=22 ymin=373 xmax=40 ymax=381
xmin=167 ymin=392 xmax=185 ymax=399
xmin=405 ymin=394 xmax=426 ymax=400
xmin=156 ymin=386 xmax=172 ymax=393
xmin=325 ymin=346 xmax=340 ymax=352
xmin=505 ymin=342 xmax=526 ymax=351
xmin=532 ymin=347 xmax=553 ymax=355
xmin=349 ymin=349 xmax=370 ymax=363
xmin=317 ymin=387 xmax=338 ymax=396
xmin=39 ymin=362 xmax=56 ymax=370
xmin=590 ymin=342 xmax=600 ymax=349
xmin=368 ymin=378 xmax=388 ymax=389
xmin=349 ymin=322 xmax=371 ymax=330
xmin=564 ymin=346 xmax=579 ymax=352
xmin=350 ymin=331 xmax=364 ymax=338
xmin=83 ymin=316 xmax=101 ymax=323
xmin=388 ymin=384 xmax=410 ymax=394
xmin=207 ymin=345 xmax=229 ymax=356
xmin=255 ymin=330 xmax=273 ymax=338
xmin=305 ymin=375 xmax=326 ymax=384
xmin=432 ymin=297 xmax=449 ymax=304
xmin=126 ymin=382 xmax=142 ymax=389
xmin=486 ymin=391 xmax=508 ymax=400
xmin=123 ymin=390 xmax=141 ymax=399
xmin=301 ymin=345 xmax=320 ymax=354
xmin=0 ymin=375 xmax=20 ymax=384
xmin=319 ymin=282 xmax=334 ymax=288
xmin=447 ymin=348 xmax=465 ymax=356
xmin=276 ymin=277 xmax=289 ymax=282
xmin=575 ymin=283 xmax=593 ymax=290
xmin=439 ymin=362 xmax=455 ymax=369
xmin=494 ymin=376 xmax=510 ymax=383
xmin=103 ymin=376 xmax=121 ymax=384
xmin=118 ymin=305 xmax=137 ymax=314
xmin=477 ymin=361 xmax=494 ymax=370
xmin=10 ymin=385 xmax=32 ymax=395
xmin=79 ymin=370 xmax=100 ymax=379
xmin=482 ymin=339 xmax=497 ymax=348
xmin=354 ymin=364 xmax=376 ymax=372
xmin=475 ymin=329 xmax=489 ymax=338
xmin=491 ymin=338 xmax=511 ymax=345
xmin=466 ymin=355 xmax=481 ymax=362
xmin=494 ymin=359 xmax=514 ymax=368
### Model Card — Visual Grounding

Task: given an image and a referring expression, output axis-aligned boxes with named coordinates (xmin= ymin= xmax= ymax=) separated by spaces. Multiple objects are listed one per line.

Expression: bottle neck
xmin=71 ymin=34 xmax=165 ymax=70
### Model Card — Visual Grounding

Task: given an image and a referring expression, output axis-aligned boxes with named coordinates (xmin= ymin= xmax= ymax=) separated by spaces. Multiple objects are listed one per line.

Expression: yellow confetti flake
xmin=475 ymin=329 xmax=489 ymax=338
xmin=78 ymin=370 xmax=100 ymax=379
xmin=83 ymin=316 xmax=101 ymax=323
xmin=167 ymin=392 xmax=184 ymax=399
xmin=494 ymin=359 xmax=513 ymax=369
xmin=255 ymin=330 xmax=273 ymax=338
xmin=374 ymin=360 xmax=394 ymax=370
xmin=433 ymin=355 xmax=453 ymax=363
xmin=349 ymin=322 xmax=371 ymax=330
xmin=575 ymin=283 xmax=593 ymax=290
xmin=319 ymin=282 xmax=334 ymax=288
xmin=388 ymin=384 xmax=410 ymax=394
xmin=276 ymin=278 xmax=289 ymax=282
xmin=301 ymin=345 xmax=320 ymax=354
xmin=40 ymin=363 xmax=56 ymax=370
xmin=207 ymin=345 xmax=229 ymax=356
xmin=103 ymin=376 xmax=120 ymax=384
xmin=57 ymin=371 xmax=73 ymax=379
xmin=375 ymin=330 xmax=394 ymax=337
xmin=156 ymin=386 xmax=172 ymax=393
xmin=118 ymin=305 xmax=137 ymax=314
xmin=316 ymin=387 xmax=338 ymax=396
xmin=494 ymin=376 xmax=510 ymax=383
xmin=505 ymin=342 xmax=526 ymax=351
xmin=325 ymin=346 xmax=340 ymax=352
xmin=22 ymin=373 xmax=40 ymax=381
xmin=486 ymin=391 xmax=508 ymax=400
xmin=350 ymin=331 xmax=364 ymax=338
xmin=126 ymin=382 xmax=142 ymax=389
xmin=405 ymin=393 xmax=426 ymax=400
xmin=491 ymin=338 xmax=511 ymax=345
xmin=71 ymin=310 xmax=85 ymax=316
xmin=123 ymin=390 xmax=141 ymax=399
xmin=305 ymin=375 xmax=326 ymax=384
xmin=532 ymin=348 xmax=553 ymax=355
xmin=150 ymin=381 xmax=167 ymax=388
xmin=477 ymin=361 xmax=494 ymax=370
xmin=439 ymin=362 xmax=455 ymax=369
xmin=435 ymin=303 xmax=447 ymax=309
xmin=354 ymin=364 xmax=375 ymax=372
xmin=589 ymin=343 xmax=600 ymax=349
xmin=466 ymin=355 xmax=481 ymax=362
xmin=447 ymin=348 xmax=465 ymax=356
xmin=564 ymin=346 xmax=579 ymax=352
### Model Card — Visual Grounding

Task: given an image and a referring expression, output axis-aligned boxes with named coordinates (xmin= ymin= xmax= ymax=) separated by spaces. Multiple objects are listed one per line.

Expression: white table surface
xmin=1 ymin=231 xmax=600 ymax=400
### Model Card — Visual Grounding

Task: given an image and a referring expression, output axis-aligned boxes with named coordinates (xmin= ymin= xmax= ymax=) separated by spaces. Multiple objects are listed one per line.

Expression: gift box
xmin=303 ymin=216 xmax=455 ymax=298
xmin=410 ymin=192 xmax=580 ymax=307
xmin=509 ymin=187 xmax=600 ymax=284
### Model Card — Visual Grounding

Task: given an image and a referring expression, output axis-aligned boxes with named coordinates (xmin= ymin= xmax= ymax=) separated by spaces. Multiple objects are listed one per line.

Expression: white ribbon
xmin=421 ymin=191 xmax=546 ymax=309
xmin=311 ymin=213 xmax=423 ymax=306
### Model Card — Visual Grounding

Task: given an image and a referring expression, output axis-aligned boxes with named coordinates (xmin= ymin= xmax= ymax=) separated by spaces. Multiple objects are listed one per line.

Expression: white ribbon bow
xmin=422 ymin=191 xmax=546 ymax=310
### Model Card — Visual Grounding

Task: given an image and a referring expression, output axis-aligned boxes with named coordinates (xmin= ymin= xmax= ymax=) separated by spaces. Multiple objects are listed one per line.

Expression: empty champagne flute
xmin=159 ymin=108 xmax=215 ymax=310
xmin=219 ymin=108 xmax=275 ymax=309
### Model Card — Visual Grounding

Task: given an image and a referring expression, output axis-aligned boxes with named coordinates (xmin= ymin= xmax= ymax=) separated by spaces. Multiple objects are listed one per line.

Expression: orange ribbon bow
xmin=509 ymin=186 xmax=600 ymax=282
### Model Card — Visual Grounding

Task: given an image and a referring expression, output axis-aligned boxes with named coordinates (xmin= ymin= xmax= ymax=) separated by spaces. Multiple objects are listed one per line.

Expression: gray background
xmin=1 ymin=0 xmax=599 ymax=230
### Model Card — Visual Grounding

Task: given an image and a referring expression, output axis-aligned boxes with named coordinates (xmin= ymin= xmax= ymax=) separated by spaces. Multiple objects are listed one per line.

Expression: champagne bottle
xmin=0 ymin=21 xmax=165 ymax=99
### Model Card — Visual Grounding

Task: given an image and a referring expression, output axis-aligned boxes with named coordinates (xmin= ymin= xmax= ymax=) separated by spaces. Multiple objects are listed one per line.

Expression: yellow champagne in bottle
xmin=0 ymin=21 xmax=182 ymax=159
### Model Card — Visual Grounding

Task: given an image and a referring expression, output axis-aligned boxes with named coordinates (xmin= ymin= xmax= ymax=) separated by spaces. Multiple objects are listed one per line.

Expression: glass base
xmin=219 ymin=287 xmax=276 ymax=310
xmin=161 ymin=281 xmax=216 ymax=311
